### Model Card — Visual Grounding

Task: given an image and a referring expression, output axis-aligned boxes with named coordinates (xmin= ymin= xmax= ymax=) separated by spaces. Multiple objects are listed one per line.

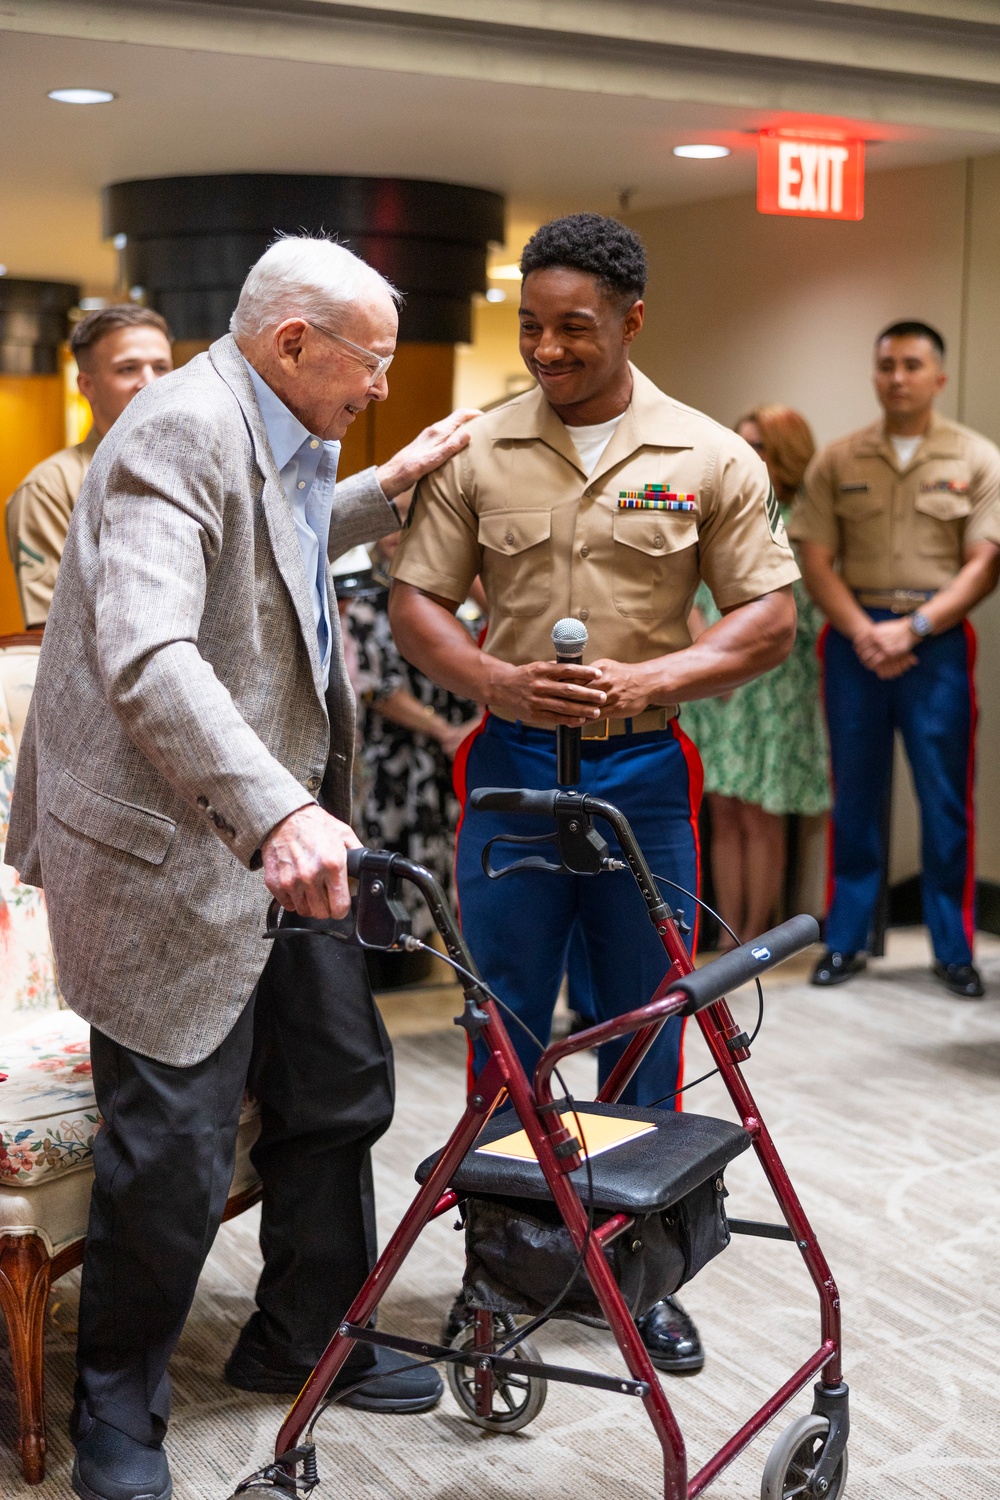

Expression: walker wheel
xmin=761 ymin=1413 xmax=848 ymax=1500
xmin=447 ymin=1318 xmax=547 ymax=1433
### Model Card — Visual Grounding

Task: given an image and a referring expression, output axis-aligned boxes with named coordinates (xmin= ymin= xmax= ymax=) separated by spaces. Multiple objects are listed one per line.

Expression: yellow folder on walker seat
xmin=475 ymin=1113 xmax=656 ymax=1164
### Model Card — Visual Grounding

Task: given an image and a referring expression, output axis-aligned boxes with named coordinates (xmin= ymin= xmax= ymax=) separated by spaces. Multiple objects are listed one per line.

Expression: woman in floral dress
xmin=683 ymin=406 xmax=830 ymax=948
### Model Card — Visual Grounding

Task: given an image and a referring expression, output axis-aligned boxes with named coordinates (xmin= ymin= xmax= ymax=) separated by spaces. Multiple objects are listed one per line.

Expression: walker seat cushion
xmin=416 ymin=1102 xmax=750 ymax=1214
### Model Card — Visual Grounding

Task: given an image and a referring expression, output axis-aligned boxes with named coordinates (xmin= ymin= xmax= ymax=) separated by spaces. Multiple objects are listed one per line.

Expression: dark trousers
xmin=455 ymin=713 xmax=701 ymax=1106
xmin=821 ymin=613 xmax=977 ymax=966
xmin=76 ymin=918 xmax=395 ymax=1446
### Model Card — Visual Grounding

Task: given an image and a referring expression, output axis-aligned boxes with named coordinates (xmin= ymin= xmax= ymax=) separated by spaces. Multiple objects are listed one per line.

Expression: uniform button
xmin=580 ymin=545 xmax=590 ymax=557
xmin=306 ymin=774 xmax=322 ymax=793
xmin=297 ymin=480 xmax=306 ymax=490
xmin=505 ymin=532 xmax=515 ymax=546
xmin=653 ymin=534 xmax=664 ymax=548
xmin=579 ymin=608 xmax=590 ymax=622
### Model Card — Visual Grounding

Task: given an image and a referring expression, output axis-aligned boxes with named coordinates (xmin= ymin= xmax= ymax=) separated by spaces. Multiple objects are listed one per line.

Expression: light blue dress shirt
xmin=243 ymin=357 xmax=339 ymax=687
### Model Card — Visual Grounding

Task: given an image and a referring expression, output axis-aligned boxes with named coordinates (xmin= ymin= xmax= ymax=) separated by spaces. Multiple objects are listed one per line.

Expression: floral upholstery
xmin=0 ymin=640 xmax=260 ymax=1262
xmin=0 ymin=1012 xmax=98 ymax=1187
xmin=0 ymin=645 xmax=62 ymax=1031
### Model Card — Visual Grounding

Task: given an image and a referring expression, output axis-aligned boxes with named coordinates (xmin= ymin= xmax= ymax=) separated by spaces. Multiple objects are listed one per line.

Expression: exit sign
xmin=757 ymin=133 xmax=864 ymax=220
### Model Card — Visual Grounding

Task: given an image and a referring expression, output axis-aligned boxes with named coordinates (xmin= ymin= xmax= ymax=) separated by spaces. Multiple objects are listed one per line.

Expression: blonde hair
xmin=736 ymin=405 xmax=816 ymax=496
xmin=230 ymin=235 xmax=399 ymax=339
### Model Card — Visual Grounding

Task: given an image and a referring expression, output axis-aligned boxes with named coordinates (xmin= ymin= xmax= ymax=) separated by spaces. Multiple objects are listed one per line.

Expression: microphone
xmin=551 ymin=617 xmax=589 ymax=786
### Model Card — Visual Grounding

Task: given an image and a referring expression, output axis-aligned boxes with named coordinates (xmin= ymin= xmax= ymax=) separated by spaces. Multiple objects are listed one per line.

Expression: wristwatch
xmin=909 ymin=610 xmax=933 ymax=638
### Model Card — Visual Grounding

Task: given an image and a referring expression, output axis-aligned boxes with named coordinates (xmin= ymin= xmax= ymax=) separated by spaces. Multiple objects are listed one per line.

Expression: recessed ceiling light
xmin=484 ymin=288 xmax=507 ymax=303
xmin=47 ymin=88 xmax=116 ymax=105
xmin=673 ymin=144 xmax=731 ymax=160
xmin=489 ymin=263 xmax=523 ymax=281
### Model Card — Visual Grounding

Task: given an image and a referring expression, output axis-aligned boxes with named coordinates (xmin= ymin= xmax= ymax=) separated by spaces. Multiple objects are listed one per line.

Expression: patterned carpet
xmin=3 ymin=928 xmax=1000 ymax=1499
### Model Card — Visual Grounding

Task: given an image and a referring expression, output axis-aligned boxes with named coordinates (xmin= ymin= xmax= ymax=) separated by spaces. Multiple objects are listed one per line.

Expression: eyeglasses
xmin=307 ymin=321 xmax=394 ymax=385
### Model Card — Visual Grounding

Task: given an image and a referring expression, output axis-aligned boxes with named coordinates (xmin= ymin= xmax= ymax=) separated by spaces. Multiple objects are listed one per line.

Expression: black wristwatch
xmin=909 ymin=610 xmax=933 ymax=638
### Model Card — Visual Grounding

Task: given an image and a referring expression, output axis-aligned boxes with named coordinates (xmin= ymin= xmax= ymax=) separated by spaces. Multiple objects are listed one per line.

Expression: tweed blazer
xmin=4 ymin=335 xmax=399 ymax=1065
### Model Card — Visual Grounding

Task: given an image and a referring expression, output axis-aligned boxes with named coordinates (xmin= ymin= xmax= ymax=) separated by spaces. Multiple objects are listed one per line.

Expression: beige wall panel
xmin=627 ymin=160 xmax=966 ymax=447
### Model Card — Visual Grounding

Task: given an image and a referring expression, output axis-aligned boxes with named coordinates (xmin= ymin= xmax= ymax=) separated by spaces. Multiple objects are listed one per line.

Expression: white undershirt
xmin=890 ymin=434 xmax=922 ymax=468
xmin=564 ymin=414 xmax=624 ymax=477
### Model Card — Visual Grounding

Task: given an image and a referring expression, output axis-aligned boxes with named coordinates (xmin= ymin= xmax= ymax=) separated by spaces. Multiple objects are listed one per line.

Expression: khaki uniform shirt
xmin=789 ymin=413 xmax=1000 ymax=591
xmin=5 ymin=429 xmax=100 ymax=626
xmin=391 ymin=366 xmax=799 ymax=679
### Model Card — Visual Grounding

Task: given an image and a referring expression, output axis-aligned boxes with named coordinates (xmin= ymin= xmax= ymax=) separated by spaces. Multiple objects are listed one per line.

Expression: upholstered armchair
xmin=0 ymin=633 xmax=262 ymax=1484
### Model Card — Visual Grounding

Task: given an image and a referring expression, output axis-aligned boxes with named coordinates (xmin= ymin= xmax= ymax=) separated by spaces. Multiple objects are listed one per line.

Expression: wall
xmin=626 ymin=155 xmax=1000 ymax=887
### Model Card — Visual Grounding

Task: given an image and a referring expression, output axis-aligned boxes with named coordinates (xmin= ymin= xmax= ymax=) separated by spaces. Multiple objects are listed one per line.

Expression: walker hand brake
xmin=480 ymin=807 xmax=614 ymax=879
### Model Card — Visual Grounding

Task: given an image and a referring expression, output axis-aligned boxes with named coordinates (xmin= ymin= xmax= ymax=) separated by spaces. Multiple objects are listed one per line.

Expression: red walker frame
xmin=262 ymin=788 xmax=846 ymax=1500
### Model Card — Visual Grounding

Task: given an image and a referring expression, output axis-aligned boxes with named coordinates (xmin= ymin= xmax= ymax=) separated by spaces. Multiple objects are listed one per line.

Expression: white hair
xmin=230 ymin=235 xmax=400 ymax=339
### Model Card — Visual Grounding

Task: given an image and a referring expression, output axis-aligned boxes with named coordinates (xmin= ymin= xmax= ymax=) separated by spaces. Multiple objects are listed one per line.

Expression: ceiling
xmin=2 ymin=24 xmax=1000 ymax=294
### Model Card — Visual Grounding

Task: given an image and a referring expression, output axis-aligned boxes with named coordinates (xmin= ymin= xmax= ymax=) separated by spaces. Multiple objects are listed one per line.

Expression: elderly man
xmin=5 ymin=236 xmax=476 ymax=1500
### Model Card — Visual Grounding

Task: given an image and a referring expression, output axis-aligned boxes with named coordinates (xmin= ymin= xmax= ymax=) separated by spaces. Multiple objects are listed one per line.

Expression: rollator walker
xmin=232 ymin=786 xmax=849 ymax=1500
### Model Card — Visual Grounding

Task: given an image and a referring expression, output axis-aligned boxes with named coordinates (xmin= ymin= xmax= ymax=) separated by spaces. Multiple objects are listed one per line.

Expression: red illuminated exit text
xmin=757 ymin=134 xmax=864 ymax=221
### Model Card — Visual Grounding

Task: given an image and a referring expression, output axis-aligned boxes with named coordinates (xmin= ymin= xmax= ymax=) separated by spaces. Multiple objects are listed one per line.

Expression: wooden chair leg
xmin=0 ymin=1233 xmax=51 ymax=1484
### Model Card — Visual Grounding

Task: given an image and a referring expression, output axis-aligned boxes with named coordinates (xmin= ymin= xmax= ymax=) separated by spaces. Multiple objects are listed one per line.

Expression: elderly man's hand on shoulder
xmin=376 ymin=407 xmax=481 ymax=499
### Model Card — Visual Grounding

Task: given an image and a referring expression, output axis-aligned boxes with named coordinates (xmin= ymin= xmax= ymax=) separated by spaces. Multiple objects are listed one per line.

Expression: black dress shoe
xmin=72 ymin=1418 xmax=171 ymax=1500
xmin=225 ymin=1332 xmax=442 ymax=1413
xmin=932 ymin=961 xmax=985 ymax=999
xmin=810 ymin=950 xmax=866 ymax=987
xmin=636 ymin=1296 xmax=704 ymax=1373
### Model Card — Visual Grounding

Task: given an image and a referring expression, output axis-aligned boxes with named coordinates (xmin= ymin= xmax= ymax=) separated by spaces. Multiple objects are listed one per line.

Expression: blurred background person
xmin=337 ymin=497 xmax=483 ymax=985
xmin=4 ymin=305 xmax=173 ymax=628
xmin=684 ymin=406 xmax=830 ymax=948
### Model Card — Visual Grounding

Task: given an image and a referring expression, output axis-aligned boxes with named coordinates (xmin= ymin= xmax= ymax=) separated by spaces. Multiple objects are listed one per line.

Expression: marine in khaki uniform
xmin=5 ymin=304 xmax=173 ymax=628
xmin=390 ymin=214 xmax=799 ymax=1374
xmin=790 ymin=320 xmax=1000 ymax=998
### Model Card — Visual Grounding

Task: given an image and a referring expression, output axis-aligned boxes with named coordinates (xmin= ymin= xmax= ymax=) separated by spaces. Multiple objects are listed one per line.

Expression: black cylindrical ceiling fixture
xmin=0 ymin=278 xmax=80 ymax=375
xmin=103 ymin=175 xmax=506 ymax=343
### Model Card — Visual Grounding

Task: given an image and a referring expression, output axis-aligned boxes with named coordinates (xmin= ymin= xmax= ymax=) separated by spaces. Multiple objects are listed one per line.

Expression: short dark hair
xmin=519 ymin=214 xmax=647 ymax=311
xmin=70 ymin=304 xmax=172 ymax=369
xmin=876 ymin=320 xmax=945 ymax=360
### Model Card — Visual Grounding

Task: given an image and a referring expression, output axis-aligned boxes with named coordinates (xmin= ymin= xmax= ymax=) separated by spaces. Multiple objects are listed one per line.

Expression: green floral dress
xmin=681 ymin=510 xmax=831 ymax=816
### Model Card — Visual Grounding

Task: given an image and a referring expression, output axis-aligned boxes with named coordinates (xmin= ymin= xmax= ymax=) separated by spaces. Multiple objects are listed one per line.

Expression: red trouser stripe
xmin=452 ymin=713 xmax=490 ymax=1094
xmin=669 ymin=718 xmax=704 ymax=1106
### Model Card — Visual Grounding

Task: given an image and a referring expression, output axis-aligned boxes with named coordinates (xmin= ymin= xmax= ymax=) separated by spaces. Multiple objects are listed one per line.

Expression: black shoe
xmin=932 ymin=961 xmax=985 ymax=999
xmin=72 ymin=1418 xmax=171 ymax=1500
xmin=635 ymin=1296 xmax=704 ymax=1374
xmin=810 ymin=950 xmax=866 ymax=987
xmin=225 ymin=1332 xmax=442 ymax=1414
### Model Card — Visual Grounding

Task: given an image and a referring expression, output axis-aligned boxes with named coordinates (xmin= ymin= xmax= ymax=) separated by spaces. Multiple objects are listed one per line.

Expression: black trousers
xmin=76 ymin=919 xmax=395 ymax=1445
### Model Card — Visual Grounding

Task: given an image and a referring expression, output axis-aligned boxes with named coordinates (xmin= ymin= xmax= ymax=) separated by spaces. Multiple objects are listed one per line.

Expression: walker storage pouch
xmin=461 ymin=1174 xmax=731 ymax=1321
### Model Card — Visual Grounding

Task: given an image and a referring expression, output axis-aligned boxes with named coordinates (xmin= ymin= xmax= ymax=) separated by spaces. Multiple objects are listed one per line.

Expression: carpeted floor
xmin=3 ymin=928 xmax=1000 ymax=1499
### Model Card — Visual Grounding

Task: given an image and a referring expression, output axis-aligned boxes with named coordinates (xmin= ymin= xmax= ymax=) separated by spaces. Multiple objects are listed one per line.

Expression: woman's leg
xmin=739 ymin=801 xmax=787 ymax=942
xmin=706 ymin=792 xmax=745 ymax=949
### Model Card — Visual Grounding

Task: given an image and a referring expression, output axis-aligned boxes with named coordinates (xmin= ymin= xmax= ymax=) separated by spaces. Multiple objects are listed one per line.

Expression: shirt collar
xmin=241 ymin=355 xmax=313 ymax=471
xmin=488 ymin=363 xmax=698 ymax=452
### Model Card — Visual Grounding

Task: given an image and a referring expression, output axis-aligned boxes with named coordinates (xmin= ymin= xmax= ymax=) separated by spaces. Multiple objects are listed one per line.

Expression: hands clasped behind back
xmin=262 ymin=803 xmax=361 ymax=919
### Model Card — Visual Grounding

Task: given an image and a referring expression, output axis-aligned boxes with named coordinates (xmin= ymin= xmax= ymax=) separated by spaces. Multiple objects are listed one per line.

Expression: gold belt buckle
xmin=582 ymin=718 xmax=610 ymax=740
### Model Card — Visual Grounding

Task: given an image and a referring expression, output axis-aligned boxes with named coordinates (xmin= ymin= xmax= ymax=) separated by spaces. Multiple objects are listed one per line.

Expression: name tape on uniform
xmin=618 ymin=485 xmax=696 ymax=512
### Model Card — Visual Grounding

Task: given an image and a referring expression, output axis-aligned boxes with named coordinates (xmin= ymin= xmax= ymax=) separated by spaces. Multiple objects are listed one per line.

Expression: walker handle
xmin=469 ymin=787 xmax=560 ymax=816
xmin=670 ymin=915 xmax=820 ymax=1015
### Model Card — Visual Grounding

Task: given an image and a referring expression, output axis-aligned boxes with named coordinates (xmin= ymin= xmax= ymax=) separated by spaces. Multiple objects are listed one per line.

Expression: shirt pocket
xmin=478 ymin=509 xmax=552 ymax=617
xmin=611 ymin=510 xmax=698 ymax=617
xmin=47 ymin=768 xmax=177 ymax=866
xmin=914 ymin=488 xmax=971 ymax=556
